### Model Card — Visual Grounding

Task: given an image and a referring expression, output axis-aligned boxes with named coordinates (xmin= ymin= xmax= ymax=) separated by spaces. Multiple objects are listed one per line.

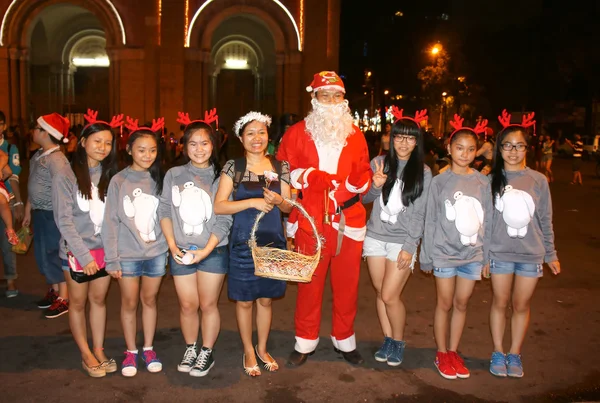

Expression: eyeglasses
xmin=501 ymin=142 xmax=527 ymax=152
xmin=393 ymin=135 xmax=417 ymax=145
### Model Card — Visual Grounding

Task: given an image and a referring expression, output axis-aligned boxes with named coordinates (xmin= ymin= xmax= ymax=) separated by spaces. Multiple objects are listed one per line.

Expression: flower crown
xmin=233 ymin=111 xmax=272 ymax=137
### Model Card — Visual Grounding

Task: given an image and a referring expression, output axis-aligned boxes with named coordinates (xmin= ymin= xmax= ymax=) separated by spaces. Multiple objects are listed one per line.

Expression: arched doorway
xmin=28 ymin=4 xmax=109 ymax=122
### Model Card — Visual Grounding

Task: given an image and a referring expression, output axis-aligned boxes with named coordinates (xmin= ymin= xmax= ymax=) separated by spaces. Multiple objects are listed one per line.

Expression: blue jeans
xmin=32 ymin=209 xmax=64 ymax=285
xmin=490 ymin=260 xmax=543 ymax=278
xmin=169 ymin=245 xmax=229 ymax=276
xmin=120 ymin=254 xmax=167 ymax=278
xmin=0 ymin=202 xmax=17 ymax=281
xmin=433 ymin=261 xmax=483 ymax=281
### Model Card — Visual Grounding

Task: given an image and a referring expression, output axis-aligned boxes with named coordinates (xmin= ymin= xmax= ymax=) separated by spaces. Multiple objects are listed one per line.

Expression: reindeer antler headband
xmin=448 ymin=114 xmax=488 ymax=139
xmin=390 ymin=106 xmax=428 ymax=127
xmin=84 ymin=109 xmax=124 ymax=129
xmin=233 ymin=111 xmax=272 ymax=137
xmin=124 ymin=116 xmax=165 ymax=133
xmin=498 ymin=109 xmax=536 ymax=134
xmin=176 ymin=108 xmax=219 ymax=130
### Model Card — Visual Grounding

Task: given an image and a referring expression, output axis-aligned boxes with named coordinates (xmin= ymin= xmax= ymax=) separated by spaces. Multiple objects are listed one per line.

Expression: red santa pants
xmin=294 ymin=223 xmax=362 ymax=353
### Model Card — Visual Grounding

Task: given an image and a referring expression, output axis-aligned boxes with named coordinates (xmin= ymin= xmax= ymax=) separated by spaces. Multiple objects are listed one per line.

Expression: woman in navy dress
xmin=214 ymin=111 xmax=291 ymax=377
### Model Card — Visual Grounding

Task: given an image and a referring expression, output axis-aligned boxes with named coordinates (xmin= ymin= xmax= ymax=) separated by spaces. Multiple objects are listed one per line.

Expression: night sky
xmin=339 ymin=0 xmax=600 ymax=131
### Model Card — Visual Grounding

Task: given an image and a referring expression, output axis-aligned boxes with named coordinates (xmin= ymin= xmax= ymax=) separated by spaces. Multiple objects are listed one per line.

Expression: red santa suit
xmin=277 ymin=119 xmax=371 ymax=353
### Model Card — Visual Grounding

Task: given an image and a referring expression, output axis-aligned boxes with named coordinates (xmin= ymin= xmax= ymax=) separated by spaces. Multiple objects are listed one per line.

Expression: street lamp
xmin=431 ymin=44 xmax=442 ymax=56
xmin=384 ymin=90 xmax=390 ymax=95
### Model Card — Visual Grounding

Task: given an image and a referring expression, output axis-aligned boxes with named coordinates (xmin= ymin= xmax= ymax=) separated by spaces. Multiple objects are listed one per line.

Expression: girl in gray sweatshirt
xmin=420 ymin=122 xmax=493 ymax=380
xmin=362 ymin=115 xmax=432 ymax=367
xmin=52 ymin=119 xmax=119 ymax=378
xmin=158 ymin=117 xmax=232 ymax=377
xmin=487 ymin=119 xmax=560 ymax=379
xmin=102 ymin=123 xmax=168 ymax=377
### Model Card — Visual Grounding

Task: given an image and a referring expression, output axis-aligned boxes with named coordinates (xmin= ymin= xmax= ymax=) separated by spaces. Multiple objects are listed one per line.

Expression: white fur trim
xmin=295 ymin=336 xmax=319 ymax=354
xmin=314 ymin=84 xmax=345 ymax=94
xmin=345 ymin=177 xmax=369 ymax=194
xmin=233 ymin=111 xmax=272 ymax=137
xmin=331 ymin=334 xmax=356 ymax=352
xmin=286 ymin=220 xmax=298 ymax=238
xmin=331 ymin=223 xmax=366 ymax=242
xmin=290 ymin=168 xmax=308 ymax=189
xmin=306 ymin=86 xmax=313 ymax=92
xmin=37 ymin=116 xmax=65 ymax=141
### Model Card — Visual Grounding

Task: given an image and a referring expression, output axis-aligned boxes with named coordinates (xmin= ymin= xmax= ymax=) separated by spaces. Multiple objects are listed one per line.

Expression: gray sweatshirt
xmin=159 ymin=162 xmax=232 ymax=249
xmin=363 ymin=157 xmax=432 ymax=255
xmin=28 ymin=147 xmax=69 ymax=210
xmin=102 ymin=167 xmax=168 ymax=272
xmin=490 ymin=167 xmax=558 ymax=263
xmin=419 ymin=169 xmax=493 ymax=271
xmin=52 ymin=164 xmax=105 ymax=267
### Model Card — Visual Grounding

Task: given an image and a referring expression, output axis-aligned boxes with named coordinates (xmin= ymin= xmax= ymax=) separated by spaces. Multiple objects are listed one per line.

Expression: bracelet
xmin=13 ymin=202 xmax=23 ymax=206
xmin=276 ymin=198 xmax=285 ymax=206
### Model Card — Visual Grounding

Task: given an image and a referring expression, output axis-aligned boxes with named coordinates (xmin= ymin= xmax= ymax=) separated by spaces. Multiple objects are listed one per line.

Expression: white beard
xmin=305 ymin=98 xmax=354 ymax=149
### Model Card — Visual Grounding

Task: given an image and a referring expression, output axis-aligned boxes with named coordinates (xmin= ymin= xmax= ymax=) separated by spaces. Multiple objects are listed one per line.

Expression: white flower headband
xmin=233 ymin=111 xmax=272 ymax=137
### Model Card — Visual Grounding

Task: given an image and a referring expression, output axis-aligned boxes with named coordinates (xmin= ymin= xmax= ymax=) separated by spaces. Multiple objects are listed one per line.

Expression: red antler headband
xmin=498 ymin=109 xmax=536 ymax=134
xmin=176 ymin=108 xmax=219 ymax=129
xmin=84 ymin=109 xmax=124 ymax=129
xmin=448 ymin=114 xmax=488 ymax=138
xmin=390 ymin=106 xmax=428 ymax=126
xmin=124 ymin=116 xmax=165 ymax=133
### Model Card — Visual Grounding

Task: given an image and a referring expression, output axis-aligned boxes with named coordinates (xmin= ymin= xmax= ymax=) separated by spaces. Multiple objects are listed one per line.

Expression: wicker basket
xmin=249 ymin=198 xmax=322 ymax=283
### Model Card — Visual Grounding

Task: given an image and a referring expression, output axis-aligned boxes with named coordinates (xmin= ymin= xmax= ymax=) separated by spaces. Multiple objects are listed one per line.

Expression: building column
xmin=8 ymin=48 xmax=20 ymax=124
xmin=18 ymin=49 xmax=29 ymax=126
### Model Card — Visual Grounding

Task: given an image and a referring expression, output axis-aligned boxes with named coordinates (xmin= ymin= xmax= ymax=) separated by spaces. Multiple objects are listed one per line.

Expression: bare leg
xmin=65 ymin=273 xmax=97 ymax=366
xmin=256 ymin=298 xmax=273 ymax=356
xmin=173 ymin=273 xmax=200 ymax=344
xmin=366 ymin=256 xmax=391 ymax=337
xmin=490 ymin=273 xmax=514 ymax=353
xmin=118 ymin=277 xmax=140 ymax=351
xmin=88 ymin=276 xmax=112 ymax=362
xmin=140 ymin=276 xmax=163 ymax=348
xmin=236 ymin=300 xmax=259 ymax=374
xmin=380 ymin=259 xmax=412 ymax=341
xmin=0 ymin=199 xmax=13 ymax=231
xmin=509 ymin=276 xmax=538 ymax=355
xmin=434 ymin=277 xmax=456 ymax=352
xmin=197 ymin=272 xmax=225 ymax=348
xmin=448 ymin=277 xmax=477 ymax=351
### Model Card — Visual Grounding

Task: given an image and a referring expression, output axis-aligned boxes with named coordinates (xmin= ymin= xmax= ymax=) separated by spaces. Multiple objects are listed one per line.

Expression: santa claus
xmin=277 ymin=71 xmax=371 ymax=366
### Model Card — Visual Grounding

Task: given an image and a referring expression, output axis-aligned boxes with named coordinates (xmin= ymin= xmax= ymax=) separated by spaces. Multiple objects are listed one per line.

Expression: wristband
xmin=13 ymin=202 xmax=23 ymax=206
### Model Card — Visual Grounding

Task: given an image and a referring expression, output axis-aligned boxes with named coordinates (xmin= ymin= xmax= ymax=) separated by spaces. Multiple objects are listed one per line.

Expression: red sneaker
xmin=435 ymin=351 xmax=457 ymax=380
xmin=5 ymin=229 xmax=18 ymax=246
xmin=448 ymin=351 xmax=470 ymax=379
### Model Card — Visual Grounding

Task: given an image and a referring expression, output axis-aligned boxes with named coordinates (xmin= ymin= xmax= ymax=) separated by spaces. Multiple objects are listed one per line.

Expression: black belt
xmin=335 ymin=194 xmax=360 ymax=215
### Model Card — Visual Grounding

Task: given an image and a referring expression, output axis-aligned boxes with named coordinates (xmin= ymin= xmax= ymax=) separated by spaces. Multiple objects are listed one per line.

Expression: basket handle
xmin=249 ymin=198 xmax=322 ymax=253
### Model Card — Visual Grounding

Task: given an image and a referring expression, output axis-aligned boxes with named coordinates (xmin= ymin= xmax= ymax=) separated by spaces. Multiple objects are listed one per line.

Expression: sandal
xmin=255 ymin=345 xmax=279 ymax=372
xmin=5 ymin=229 xmax=18 ymax=246
xmin=93 ymin=348 xmax=117 ymax=373
xmin=243 ymin=354 xmax=261 ymax=377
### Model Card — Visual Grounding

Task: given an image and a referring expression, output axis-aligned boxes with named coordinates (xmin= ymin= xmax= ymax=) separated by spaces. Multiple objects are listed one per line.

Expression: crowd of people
xmin=0 ymin=71 xmax=561 ymax=383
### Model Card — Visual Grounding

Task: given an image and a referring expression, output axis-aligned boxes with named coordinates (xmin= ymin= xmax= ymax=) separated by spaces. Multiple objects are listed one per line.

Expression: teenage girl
xmin=52 ymin=117 xmax=119 ymax=377
xmin=420 ymin=118 xmax=493 ymax=380
xmin=159 ymin=116 xmax=232 ymax=377
xmin=488 ymin=120 xmax=560 ymax=378
xmin=23 ymin=113 xmax=71 ymax=318
xmin=362 ymin=116 xmax=431 ymax=367
xmin=102 ymin=120 xmax=168 ymax=377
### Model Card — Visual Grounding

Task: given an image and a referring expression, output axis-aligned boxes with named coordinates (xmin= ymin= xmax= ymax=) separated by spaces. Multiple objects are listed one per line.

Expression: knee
xmin=121 ymin=297 xmax=138 ymax=312
xmin=180 ymin=300 xmax=199 ymax=315
xmin=381 ymin=291 xmax=399 ymax=307
xmin=492 ymin=294 xmax=510 ymax=310
xmin=257 ymin=298 xmax=272 ymax=308
xmin=199 ymin=298 xmax=217 ymax=313
xmin=69 ymin=297 xmax=87 ymax=312
xmin=436 ymin=296 xmax=453 ymax=312
xmin=140 ymin=294 xmax=157 ymax=308
xmin=237 ymin=301 xmax=253 ymax=310
xmin=88 ymin=293 xmax=106 ymax=308
xmin=453 ymin=297 xmax=469 ymax=313
xmin=512 ymin=299 xmax=531 ymax=314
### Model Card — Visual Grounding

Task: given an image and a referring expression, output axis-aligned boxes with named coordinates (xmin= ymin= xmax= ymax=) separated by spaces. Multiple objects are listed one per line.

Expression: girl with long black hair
xmin=362 ymin=111 xmax=431 ymax=367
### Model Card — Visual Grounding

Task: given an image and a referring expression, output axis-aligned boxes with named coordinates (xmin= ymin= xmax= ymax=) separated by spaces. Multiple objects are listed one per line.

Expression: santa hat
xmin=306 ymin=71 xmax=345 ymax=93
xmin=37 ymin=113 xmax=70 ymax=143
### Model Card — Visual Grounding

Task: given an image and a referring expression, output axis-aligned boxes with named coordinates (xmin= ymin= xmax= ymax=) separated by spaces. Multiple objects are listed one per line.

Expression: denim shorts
xmin=169 ymin=245 xmax=229 ymax=276
xmin=490 ymin=260 xmax=543 ymax=278
xmin=434 ymin=261 xmax=482 ymax=281
xmin=120 ymin=254 xmax=167 ymax=278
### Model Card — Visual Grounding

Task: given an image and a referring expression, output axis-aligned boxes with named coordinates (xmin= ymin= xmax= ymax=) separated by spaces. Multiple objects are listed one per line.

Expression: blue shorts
xmin=120 ymin=254 xmax=167 ymax=278
xmin=490 ymin=260 xmax=543 ymax=278
xmin=434 ymin=262 xmax=482 ymax=281
xmin=169 ymin=246 xmax=229 ymax=276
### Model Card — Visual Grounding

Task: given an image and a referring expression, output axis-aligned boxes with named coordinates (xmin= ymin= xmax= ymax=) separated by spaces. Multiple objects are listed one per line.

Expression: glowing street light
xmin=442 ymin=91 xmax=448 ymax=97
xmin=384 ymin=90 xmax=390 ymax=95
xmin=431 ymin=45 xmax=441 ymax=55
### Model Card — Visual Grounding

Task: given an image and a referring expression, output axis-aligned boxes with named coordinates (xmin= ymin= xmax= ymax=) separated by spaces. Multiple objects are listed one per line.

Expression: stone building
xmin=0 ymin=0 xmax=340 ymax=131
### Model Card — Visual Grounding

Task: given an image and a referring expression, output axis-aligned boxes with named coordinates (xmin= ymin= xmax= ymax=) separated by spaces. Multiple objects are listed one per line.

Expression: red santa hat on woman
xmin=306 ymin=71 xmax=346 ymax=93
xmin=37 ymin=113 xmax=70 ymax=143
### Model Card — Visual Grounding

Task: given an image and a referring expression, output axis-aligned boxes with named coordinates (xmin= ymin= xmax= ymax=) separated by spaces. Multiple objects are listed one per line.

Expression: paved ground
xmin=1 ymin=158 xmax=600 ymax=403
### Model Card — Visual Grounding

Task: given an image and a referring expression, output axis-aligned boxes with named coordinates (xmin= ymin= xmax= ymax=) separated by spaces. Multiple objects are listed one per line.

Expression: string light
xmin=184 ymin=0 xmax=189 ymax=46
xmin=157 ymin=0 xmax=162 ymax=45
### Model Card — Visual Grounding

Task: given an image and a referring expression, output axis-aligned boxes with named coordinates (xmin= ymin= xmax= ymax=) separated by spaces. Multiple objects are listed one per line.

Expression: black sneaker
xmin=177 ymin=345 xmax=197 ymax=373
xmin=189 ymin=347 xmax=214 ymax=377
xmin=45 ymin=298 xmax=69 ymax=318
xmin=37 ymin=288 xmax=58 ymax=309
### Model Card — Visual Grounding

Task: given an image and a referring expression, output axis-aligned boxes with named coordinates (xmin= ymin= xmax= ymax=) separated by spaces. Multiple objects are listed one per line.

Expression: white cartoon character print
xmin=123 ymin=188 xmax=159 ymax=243
xmin=172 ymin=181 xmax=212 ymax=236
xmin=76 ymin=183 xmax=105 ymax=235
xmin=495 ymin=185 xmax=535 ymax=238
xmin=379 ymin=179 xmax=406 ymax=224
xmin=445 ymin=191 xmax=484 ymax=246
